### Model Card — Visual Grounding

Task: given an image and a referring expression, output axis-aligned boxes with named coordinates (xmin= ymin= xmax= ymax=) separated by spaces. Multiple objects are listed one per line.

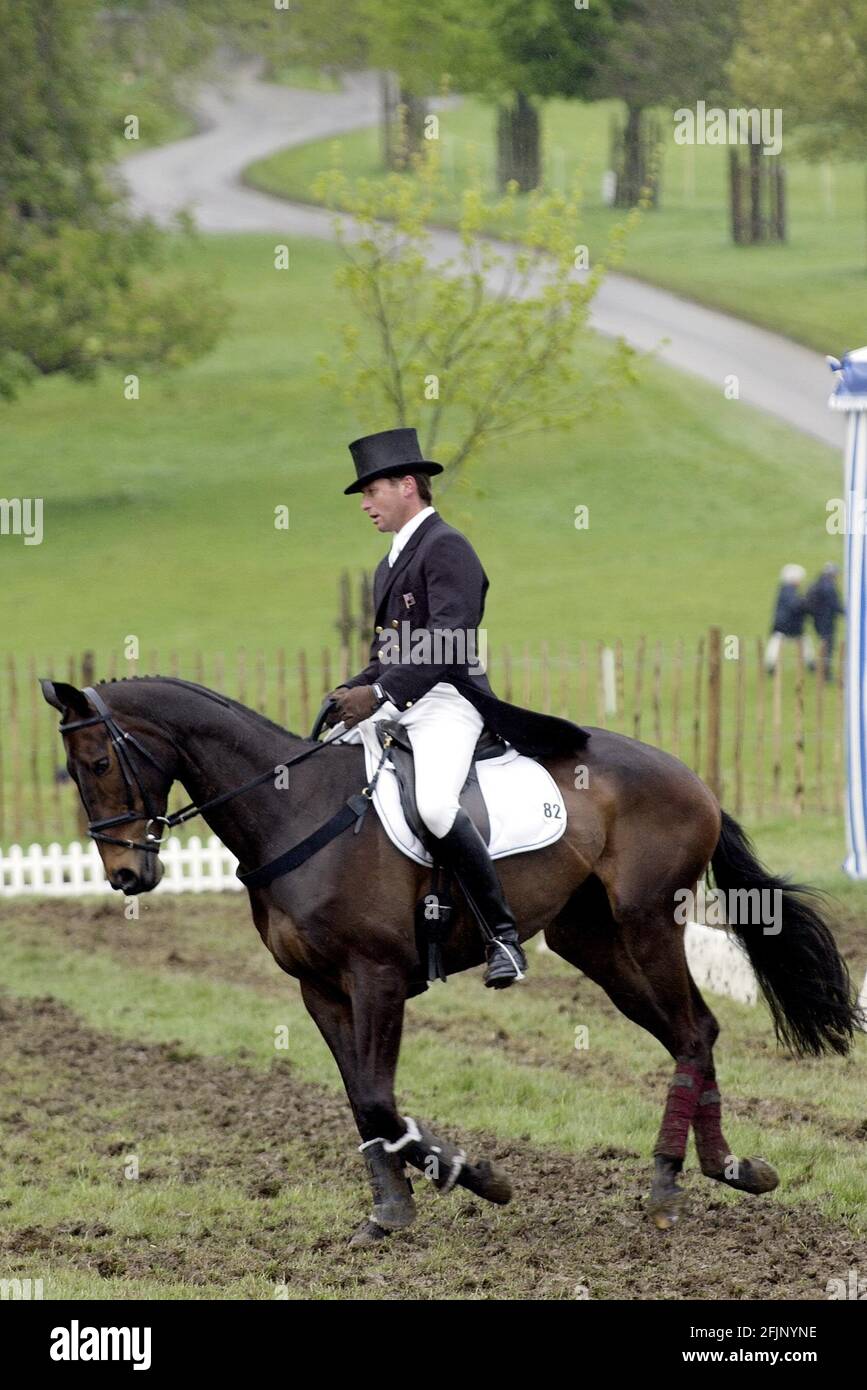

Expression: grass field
xmin=0 ymin=814 xmax=865 ymax=1300
xmin=246 ymin=95 xmax=867 ymax=354
xmin=0 ymin=233 xmax=842 ymax=669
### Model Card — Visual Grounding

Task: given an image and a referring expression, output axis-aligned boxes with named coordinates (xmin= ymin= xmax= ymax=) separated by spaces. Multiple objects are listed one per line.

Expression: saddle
xmin=374 ymin=719 xmax=506 ymax=851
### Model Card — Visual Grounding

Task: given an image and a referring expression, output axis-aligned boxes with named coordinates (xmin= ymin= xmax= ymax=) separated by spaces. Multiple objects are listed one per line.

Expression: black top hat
xmin=344 ymin=427 xmax=443 ymax=495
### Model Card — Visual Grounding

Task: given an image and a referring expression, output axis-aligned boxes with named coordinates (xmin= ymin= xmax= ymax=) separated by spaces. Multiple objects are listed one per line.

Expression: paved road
xmin=120 ymin=63 xmax=844 ymax=451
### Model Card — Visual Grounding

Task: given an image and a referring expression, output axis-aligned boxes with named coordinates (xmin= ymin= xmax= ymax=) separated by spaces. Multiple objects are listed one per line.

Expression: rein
xmin=60 ymin=687 xmax=383 ymax=885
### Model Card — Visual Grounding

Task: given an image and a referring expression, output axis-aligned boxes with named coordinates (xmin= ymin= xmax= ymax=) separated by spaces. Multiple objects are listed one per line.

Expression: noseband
xmin=59 ymin=687 xmax=172 ymax=853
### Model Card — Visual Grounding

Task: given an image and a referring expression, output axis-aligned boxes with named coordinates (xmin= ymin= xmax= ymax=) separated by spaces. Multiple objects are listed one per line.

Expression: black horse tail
xmin=711 ymin=809 xmax=862 ymax=1057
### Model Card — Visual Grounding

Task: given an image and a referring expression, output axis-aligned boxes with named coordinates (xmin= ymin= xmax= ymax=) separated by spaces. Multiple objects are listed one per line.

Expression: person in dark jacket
xmin=806 ymin=563 xmax=845 ymax=681
xmin=326 ymin=427 xmax=587 ymax=990
xmin=765 ymin=564 xmax=815 ymax=674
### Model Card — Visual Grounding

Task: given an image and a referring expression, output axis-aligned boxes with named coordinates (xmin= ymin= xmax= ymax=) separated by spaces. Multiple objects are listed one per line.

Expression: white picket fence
xmin=0 ymin=836 xmax=243 ymax=897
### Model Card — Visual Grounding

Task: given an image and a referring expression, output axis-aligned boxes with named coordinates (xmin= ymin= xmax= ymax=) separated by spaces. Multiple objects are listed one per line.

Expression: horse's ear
xmin=40 ymin=679 xmax=91 ymax=718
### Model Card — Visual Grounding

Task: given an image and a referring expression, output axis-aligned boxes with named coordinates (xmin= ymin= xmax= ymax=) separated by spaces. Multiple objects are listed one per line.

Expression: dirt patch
xmin=0 ymin=995 xmax=864 ymax=1300
xmin=5 ymin=898 xmax=864 ymax=1149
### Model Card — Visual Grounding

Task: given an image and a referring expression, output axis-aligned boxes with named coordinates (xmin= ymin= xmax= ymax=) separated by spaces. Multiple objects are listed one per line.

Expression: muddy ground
xmin=1 ymin=993 xmax=865 ymax=1300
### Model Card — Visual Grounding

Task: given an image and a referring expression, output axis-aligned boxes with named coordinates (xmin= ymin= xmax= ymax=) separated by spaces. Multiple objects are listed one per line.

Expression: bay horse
xmin=41 ymin=675 xmax=861 ymax=1246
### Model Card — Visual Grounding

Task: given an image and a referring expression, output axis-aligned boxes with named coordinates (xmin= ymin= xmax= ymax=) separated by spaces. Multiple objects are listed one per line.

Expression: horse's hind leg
xmin=545 ymin=881 xmax=718 ymax=1228
xmin=547 ymin=881 xmax=778 ymax=1226
xmin=687 ymin=980 xmax=778 ymax=1198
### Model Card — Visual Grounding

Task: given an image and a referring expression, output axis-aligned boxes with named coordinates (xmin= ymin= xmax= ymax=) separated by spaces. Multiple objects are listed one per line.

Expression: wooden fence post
xmin=692 ymin=634 xmax=705 ymax=773
xmin=815 ymin=647 xmax=825 ymax=814
xmin=337 ymin=570 xmax=352 ymax=665
xmin=321 ymin=649 xmax=332 ymax=708
xmin=277 ymin=648 xmax=288 ymax=729
xmin=671 ymin=638 xmax=683 ymax=760
xmin=28 ymin=655 xmax=43 ymax=841
xmin=733 ymin=641 xmax=746 ymax=818
xmin=77 ymin=652 xmax=95 ymax=838
xmin=596 ymin=642 xmax=607 ymax=729
xmin=44 ymin=658 xmax=63 ymax=838
xmin=236 ymin=648 xmax=247 ymax=706
xmin=834 ymin=638 xmax=845 ymax=814
xmin=633 ymin=635 xmax=646 ymax=741
xmin=793 ymin=641 xmax=805 ymax=817
xmin=771 ymin=644 xmax=783 ymax=813
xmin=706 ymin=626 xmax=722 ymax=801
xmin=755 ymin=637 xmax=766 ymax=819
xmin=298 ymin=649 xmax=310 ymax=734
xmin=0 ymin=657 xmax=4 ymax=845
xmin=559 ymin=641 xmax=569 ymax=718
xmin=256 ymin=650 xmax=267 ymax=713
xmin=6 ymin=656 xmax=21 ymax=844
xmin=652 ymin=641 xmax=663 ymax=748
xmin=578 ymin=640 xmax=589 ymax=721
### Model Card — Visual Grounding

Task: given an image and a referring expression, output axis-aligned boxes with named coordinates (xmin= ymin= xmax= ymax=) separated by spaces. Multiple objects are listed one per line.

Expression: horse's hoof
xmin=461 ymin=1159 xmax=512 ymax=1205
xmin=705 ymin=1156 xmax=779 ymax=1195
xmin=348 ymin=1219 xmax=393 ymax=1249
xmin=372 ymin=1198 xmax=416 ymax=1231
xmin=647 ymin=1186 xmax=685 ymax=1231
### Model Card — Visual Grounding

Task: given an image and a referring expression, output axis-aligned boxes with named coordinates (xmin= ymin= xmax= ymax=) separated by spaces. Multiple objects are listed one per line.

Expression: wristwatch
xmin=372 ymin=682 xmax=387 ymax=709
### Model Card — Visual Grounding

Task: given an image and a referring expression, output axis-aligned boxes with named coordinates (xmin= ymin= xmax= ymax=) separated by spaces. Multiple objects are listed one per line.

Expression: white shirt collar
xmin=388 ymin=506 xmax=435 ymax=567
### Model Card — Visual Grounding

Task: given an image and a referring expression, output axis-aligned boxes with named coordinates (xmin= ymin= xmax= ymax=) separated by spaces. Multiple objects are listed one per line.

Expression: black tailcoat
xmin=342 ymin=512 xmax=588 ymax=758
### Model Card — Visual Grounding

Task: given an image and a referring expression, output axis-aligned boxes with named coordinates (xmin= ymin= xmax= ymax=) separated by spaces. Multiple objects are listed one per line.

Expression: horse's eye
xmin=92 ymin=757 xmax=110 ymax=776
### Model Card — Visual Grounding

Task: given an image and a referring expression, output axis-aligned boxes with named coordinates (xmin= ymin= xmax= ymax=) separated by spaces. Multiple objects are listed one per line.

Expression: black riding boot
xmin=435 ymin=808 xmax=527 ymax=988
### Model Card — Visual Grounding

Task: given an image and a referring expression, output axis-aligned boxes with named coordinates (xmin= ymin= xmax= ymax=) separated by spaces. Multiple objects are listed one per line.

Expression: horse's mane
xmin=96 ymin=674 xmax=309 ymax=742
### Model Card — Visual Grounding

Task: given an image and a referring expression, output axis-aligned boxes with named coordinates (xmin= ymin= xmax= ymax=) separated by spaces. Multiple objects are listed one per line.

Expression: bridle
xmin=59 ymin=687 xmax=174 ymax=853
xmin=59 ymin=686 xmax=347 ymax=858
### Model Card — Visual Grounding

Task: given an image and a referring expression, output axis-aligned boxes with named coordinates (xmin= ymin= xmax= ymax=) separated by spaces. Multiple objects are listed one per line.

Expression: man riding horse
xmin=327 ymin=427 xmax=587 ymax=989
xmin=43 ymin=427 xmax=860 ymax=1238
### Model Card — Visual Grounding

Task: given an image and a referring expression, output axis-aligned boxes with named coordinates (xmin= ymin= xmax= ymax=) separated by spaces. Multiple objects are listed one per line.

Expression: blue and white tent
xmin=828 ymin=347 xmax=867 ymax=877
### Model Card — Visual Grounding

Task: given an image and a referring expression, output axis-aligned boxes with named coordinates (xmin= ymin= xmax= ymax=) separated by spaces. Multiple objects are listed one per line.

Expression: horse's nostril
xmin=112 ymin=867 xmax=140 ymax=894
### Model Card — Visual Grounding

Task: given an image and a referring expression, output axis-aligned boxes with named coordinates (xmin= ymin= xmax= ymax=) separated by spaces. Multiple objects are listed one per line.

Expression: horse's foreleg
xmin=300 ymin=972 xmax=416 ymax=1247
xmin=400 ymin=1122 xmax=513 ymax=1206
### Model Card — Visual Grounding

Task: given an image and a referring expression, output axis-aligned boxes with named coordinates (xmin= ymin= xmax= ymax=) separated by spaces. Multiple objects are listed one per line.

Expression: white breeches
xmin=338 ymin=681 xmax=484 ymax=839
xmin=397 ymin=682 xmax=484 ymax=838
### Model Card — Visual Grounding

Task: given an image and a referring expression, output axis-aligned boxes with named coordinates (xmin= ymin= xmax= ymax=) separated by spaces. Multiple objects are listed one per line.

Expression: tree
xmin=475 ymin=0 xmax=619 ymax=193
xmin=591 ymin=0 xmax=740 ymax=206
xmin=313 ymin=148 xmax=642 ymax=492
xmin=731 ymin=1 xmax=867 ymax=254
xmin=0 ymin=0 xmax=227 ymax=400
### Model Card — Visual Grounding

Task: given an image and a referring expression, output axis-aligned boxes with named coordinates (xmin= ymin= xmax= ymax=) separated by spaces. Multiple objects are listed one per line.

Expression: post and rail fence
xmin=0 ymin=623 xmax=845 ymax=852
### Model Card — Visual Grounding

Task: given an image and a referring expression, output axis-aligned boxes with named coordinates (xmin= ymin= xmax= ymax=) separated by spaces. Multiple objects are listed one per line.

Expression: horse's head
xmin=41 ymin=679 xmax=177 ymax=895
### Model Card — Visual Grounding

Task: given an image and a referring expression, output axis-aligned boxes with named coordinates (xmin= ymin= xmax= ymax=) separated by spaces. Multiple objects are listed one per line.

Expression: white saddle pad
xmin=356 ymin=722 xmax=567 ymax=867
